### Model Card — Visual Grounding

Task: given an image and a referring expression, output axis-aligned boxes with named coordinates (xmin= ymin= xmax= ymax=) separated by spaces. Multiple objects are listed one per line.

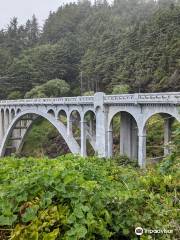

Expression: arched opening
xmin=58 ymin=110 xmax=67 ymax=126
xmin=1 ymin=112 xmax=73 ymax=158
xmin=11 ymin=109 xmax=15 ymax=120
xmin=16 ymin=108 xmax=21 ymax=115
xmin=144 ymin=113 xmax=180 ymax=165
xmin=70 ymin=110 xmax=81 ymax=146
xmin=84 ymin=111 xmax=96 ymax=156
xmin=4 ymin=109 xmax=10 ymax=132
xmin=109 ymin=111 xmax=138 ymax=160
xmin=47 ymin=109 xmax=55 ymax=117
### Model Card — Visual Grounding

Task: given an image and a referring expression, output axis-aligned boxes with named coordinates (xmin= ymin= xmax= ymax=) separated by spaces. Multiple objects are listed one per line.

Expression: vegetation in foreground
xmin=0 ymin=152 xmax=179 ymax=240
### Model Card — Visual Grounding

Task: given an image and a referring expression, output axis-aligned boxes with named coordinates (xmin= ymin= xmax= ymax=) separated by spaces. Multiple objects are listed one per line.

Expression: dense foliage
xmin=0 ymin=0 xmax=179 ymax=99
xmin=0 ymin=153 xmax=179 ymax=240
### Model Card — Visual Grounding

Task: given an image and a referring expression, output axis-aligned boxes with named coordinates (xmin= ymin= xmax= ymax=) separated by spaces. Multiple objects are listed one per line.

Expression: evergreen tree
xmin=0 ymin=0 xmax=179 ymax=99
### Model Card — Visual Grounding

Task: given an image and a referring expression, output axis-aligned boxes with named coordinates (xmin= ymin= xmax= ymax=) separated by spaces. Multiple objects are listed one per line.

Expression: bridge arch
xmin=108 ymin=109 xmax=139 ymax=128
xmin=69 ymin=108 xmax=82 ymax=120
xmin=0 ymin=109 xmax=80 ymax=157
xmin=142 ymin=110 xmax=180 ymax=132
xmin=138 ymin=111 xmax=180 ymax=166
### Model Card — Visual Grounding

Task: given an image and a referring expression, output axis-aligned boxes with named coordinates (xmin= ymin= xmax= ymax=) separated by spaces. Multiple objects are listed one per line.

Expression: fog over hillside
xmin=0 ymin=0 xmax=79 ymax=28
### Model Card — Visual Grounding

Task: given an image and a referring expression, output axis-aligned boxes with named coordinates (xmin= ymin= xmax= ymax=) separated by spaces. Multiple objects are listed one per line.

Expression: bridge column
xmin=91 ymin=118 xmax=96 ymax=146
xmin=94 ymin=93 xmax=108 ymax=158
xmin=120 ymin=112 xmax=138 ymax=159
xmin=4 ymin=110 xmax=9 ymax=133
xmin=67 ymin=115 xmax=72 ymax=136
xmin=164 ymin=118 xmax=172 ymax=156
xmin=80 ymin=121 xmax=87 ymax=157
xmin=120 ymin=112 xmax=131 ymax=157
xmin=0 ymin=110 xmax=4 ymax=144
xmin=131 ymin=120 xmax=138 ymax=159
xmin=138 ymin=127 xmax=146 ymax=168
xmin=107 ymin=122 xmax=113 ymax=157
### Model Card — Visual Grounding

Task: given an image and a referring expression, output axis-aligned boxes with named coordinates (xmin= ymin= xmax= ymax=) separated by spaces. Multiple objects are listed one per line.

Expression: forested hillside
xmin=0 ymin=0 xmax=179 ymax=99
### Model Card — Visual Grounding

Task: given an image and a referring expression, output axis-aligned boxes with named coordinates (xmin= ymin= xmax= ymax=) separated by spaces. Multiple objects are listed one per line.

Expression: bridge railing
xmin=104 ymin=92 xmax=180 ymax=104
xmin=0 ymin=96 xmax=94 ymax=106
xmin=0 ymin=92 xmax=180 ymax=106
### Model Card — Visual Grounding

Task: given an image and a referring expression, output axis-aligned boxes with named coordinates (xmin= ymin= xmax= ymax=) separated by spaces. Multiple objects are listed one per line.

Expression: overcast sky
xmin=0 ymin=0 xmax=79 ymax=29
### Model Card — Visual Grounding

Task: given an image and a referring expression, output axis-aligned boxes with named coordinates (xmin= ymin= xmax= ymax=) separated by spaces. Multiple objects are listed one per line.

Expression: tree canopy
xmin=25 ymin=79 xmax=70 ymax=98
xmin=0 ymin=0 xmax=179 ymax=99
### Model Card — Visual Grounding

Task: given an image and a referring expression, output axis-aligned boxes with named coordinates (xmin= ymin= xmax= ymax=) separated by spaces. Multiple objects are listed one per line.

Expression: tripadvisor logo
xmin=135 ymin=227 xmax=173 ymax=236
xmin=135 ymin=227 xmax=143 ymax=236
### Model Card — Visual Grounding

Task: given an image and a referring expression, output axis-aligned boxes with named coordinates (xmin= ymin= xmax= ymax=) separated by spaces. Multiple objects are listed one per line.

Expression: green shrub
xmin=0 ymin=154 xmax=179 ymax=239
xmin=25 ymin=79 xmax=70 ymax=98
xmin=112 ymin=85 xmax=130 ymax=94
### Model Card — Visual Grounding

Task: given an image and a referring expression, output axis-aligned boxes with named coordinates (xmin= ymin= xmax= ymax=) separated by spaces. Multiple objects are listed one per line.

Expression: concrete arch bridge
xmin=0 ymin=92 xmax=180 ymax=167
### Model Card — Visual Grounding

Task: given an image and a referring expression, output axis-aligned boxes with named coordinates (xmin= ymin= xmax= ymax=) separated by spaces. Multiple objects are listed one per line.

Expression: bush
xmin=7 ymin=91 xmax=23 ymax=100
xmin=0 ymin=154 xmax=179 ymax=239
xmin=112 ymin=85 xmax=130 ymax=94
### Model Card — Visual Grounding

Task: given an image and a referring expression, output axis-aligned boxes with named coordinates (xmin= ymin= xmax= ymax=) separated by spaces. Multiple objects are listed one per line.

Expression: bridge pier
xmin=132 ymin=120 xmax=138 ymax=159
xmin=4 ymin=110 xmax=9 ymax=133
xmin=164 ymin=117 xmax=172 ymax=156
xmin=0 ymin=110 xmax=4 ymax=144
xmin=120 ymin=112 xmax=138 ymax=159
xmin=67 ymin=115 xmax=73 ymax=136
xmin=107 ymin=123 xmax=113 ymax=157
xmin=95 ymin=109 xmax=108 ymax=157
xmin=80 ymin=120 xmax=87 ymax=157
xmin=95 ymin=93 xmax=108 ymax=158
xmin=138 ymin=131 xmax=146 ymax=168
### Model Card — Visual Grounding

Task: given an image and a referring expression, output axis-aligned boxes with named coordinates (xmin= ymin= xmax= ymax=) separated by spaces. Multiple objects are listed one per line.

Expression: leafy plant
xmin=0 ymin=153 xmax=179 ymax=239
